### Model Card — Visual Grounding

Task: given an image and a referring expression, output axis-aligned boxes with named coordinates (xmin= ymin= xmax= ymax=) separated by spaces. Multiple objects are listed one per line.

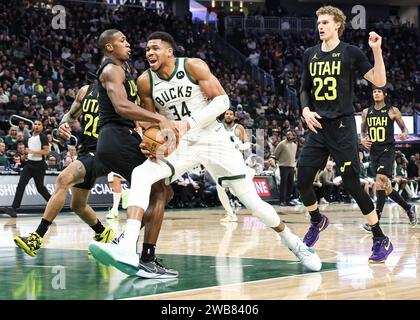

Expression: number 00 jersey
xmin=366 ymin=105 xmax=394 ymax=147
xmin=148 ymin=57 xmax=209 ymax=126
xmin=301 ymin=41 xmax=373 ymax=119
xmin=79 ymin=84 xmax=100 ymax=154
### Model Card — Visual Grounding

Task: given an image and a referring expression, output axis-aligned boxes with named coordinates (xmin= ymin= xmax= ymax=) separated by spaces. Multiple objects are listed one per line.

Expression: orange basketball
xmin=142 ymin=126 xmax=170 ymax=157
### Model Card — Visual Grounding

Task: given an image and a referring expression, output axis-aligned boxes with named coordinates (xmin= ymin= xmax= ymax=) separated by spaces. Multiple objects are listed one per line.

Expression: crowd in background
xmin=0 ymin=0 xmax=419 ymax=208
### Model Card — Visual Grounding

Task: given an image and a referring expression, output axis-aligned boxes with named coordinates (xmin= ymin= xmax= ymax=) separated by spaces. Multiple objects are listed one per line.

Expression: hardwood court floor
xmin=1 ymin=202 xmax=419 ymax=300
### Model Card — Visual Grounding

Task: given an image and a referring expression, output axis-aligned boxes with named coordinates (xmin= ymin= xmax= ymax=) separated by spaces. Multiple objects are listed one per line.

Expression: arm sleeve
xmin=349 ymin=45 xmax=373 ymax=77
xmin=299 ymin=48 xmax=312 ymax=109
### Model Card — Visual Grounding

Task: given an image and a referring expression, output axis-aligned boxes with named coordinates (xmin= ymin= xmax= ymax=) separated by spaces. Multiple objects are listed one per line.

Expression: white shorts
xmin=107 ymin=171 xmax=124 ymax=182
xmin=159 ymin=122 xmax=249 ymax=187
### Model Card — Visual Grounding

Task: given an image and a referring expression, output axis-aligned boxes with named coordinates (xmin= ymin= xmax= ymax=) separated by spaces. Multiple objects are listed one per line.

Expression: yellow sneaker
xmin=94 ymin=226 xmax=115 ymax=243
xmin=14 ymin=232 xmax=43 ymax=257
xmin=89 ymin=227 xmax=115 ymax=256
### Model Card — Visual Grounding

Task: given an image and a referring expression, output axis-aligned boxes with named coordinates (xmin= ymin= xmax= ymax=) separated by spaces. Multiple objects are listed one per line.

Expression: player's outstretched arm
xmin=58 ymin=85 xmax=89 ymax=140
xmin=363 ymin=31 xmax=386 ymax=87
xmin=184 ymin=58 xmax=230 ymax=130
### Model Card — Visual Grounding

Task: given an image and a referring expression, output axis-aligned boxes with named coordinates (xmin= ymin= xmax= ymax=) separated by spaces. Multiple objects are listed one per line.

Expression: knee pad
xmin=227 ymin=177 xmax=280 ymax=227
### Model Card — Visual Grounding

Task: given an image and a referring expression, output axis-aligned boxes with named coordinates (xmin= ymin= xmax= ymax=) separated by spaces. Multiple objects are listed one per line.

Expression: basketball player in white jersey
xmin=106 ymin=172 xmax=129 ymax=219
xmin=89 ymin=32 xmax=322 ymax=277
xmin=219 ymin=109 xmax=251 ymax=222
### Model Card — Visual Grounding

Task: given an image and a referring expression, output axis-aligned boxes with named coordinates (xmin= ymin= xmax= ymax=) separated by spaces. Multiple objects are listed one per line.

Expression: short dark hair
xmin=98 ymin=29 xmax=121 ymax=52
xmin=147 ymin=31 xmax=176 ymax=49
xmin=372 ymin=84 xmax=388 ymax=93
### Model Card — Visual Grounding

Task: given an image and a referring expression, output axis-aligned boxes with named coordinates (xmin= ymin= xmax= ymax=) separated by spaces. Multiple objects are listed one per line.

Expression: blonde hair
xmin=316 ymin=6 xmax=346 ymax=37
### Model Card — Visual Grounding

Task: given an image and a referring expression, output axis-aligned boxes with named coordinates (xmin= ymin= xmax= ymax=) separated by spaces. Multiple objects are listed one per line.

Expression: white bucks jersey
xmin=224 ymin=123 xmax=242 ymax=145
xmin=148 ymin=57 xmax=209 ymax=122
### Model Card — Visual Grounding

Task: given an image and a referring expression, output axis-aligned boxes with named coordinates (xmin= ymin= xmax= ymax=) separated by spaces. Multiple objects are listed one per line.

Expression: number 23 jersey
xmin=301 ymin=41 xmax=373 ymax=119
xmin=148 ymin=57 xmax=210 ymax=125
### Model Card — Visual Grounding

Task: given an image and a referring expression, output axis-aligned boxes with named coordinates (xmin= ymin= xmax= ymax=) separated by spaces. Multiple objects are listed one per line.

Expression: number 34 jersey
xmin=148 ymin=57 xmax=210 ymax=125
xmin=300 ymin=41 xmax=373 ymax=119
xmin=79 ymin=84 xmax=100 ymax=154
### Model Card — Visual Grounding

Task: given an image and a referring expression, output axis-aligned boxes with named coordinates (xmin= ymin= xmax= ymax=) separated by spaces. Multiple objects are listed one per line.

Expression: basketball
xmin=142 ymin=126 xmax=170 ymax=157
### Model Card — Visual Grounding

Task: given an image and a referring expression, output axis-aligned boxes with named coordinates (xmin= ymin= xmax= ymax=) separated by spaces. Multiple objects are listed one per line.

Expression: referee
xmin=2 ymin=120 xmax=51 ymax=217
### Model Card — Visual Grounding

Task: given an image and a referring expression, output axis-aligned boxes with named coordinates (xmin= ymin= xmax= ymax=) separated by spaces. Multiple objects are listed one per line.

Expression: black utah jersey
xmin=78 ymin=84 xmax=100 ymax=154
xmin=97 ymin=57 xmax=138 ymax=129
xmin=301 ymin=41 xmax=373 ymax=119
xmin=366 ymin=105 xmax=394 ymax=147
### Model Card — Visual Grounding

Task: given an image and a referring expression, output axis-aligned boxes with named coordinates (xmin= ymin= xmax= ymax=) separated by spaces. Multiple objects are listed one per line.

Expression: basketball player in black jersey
xmin=89 ymin=29 xmax=179 ymax=278
xmin=14 ymin=84 xmax=115 ymax=257
xmin=298 ymin=6 xmax=393 ymax=263
xmin=360 ymin=86 xmax=417 ymax=232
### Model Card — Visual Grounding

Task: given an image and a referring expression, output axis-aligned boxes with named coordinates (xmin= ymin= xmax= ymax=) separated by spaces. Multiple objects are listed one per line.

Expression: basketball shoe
xmin=136 ymin=257 xmax=179 ymax=279
xmin=14 ymin=232 xmax=43 ymax=257
xmin=406 ymin=205 xmax=417 ymax=226
xmin=303 ymin=214 xmax=329 ymax=247
xmin=368 ymin=236 xmax=393 ymax=263
xmin=220 ymin=213 xmax=238 ymax=222
xmin=106 ymin=208 xmax=119 ymax=219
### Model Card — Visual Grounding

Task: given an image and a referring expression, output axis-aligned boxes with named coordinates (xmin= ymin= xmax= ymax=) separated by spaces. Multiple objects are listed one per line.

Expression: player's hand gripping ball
xmin=142 ymin=126 xmax=176 ymax=158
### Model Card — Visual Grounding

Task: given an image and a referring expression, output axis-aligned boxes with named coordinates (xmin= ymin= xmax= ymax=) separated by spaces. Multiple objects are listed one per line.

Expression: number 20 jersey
xmin=148 ymin=57 xmax=209 ymax=125
xmin=79 ymin=84 xmax=100 ymax=154
xmin=300 ymin=41 xmax=373 ymax=119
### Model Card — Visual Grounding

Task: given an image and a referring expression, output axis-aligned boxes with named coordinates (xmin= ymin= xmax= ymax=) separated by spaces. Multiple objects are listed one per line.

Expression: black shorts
xmin=370 ymin=144 xmax=395 ymax=178
xmin=96 ymin=124 xmax=147 ymax=183
xmin=298 ymin=115 xmax=360 ymax=175
xmin=74 ymin=152 xmax=110 ymax=190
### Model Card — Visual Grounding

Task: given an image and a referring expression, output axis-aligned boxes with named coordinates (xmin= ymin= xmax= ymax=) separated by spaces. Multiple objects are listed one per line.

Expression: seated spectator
xmin=46 ymin=154 xmax=60 ymax=171
xmin=0 ymin=87 xmax=9 ymax=104
xmin=312 ymin=169 xmax=323 ymax=202
xmin=47 ymin=133 xmax=61 ymax=154
xmin=0 ymin=142 xmax=7 ymax=167
xmin=62 ymin=155 xmax=73 ymax=169
xmin=17 ymin=120 xmax=31 ymax=141
xmin=359 ymin=151 xmax=376 ymax=200
xmin=4 ymin=127 xmax=18 ymax=150
xmin=319 ymin=161 xmax=342 ymax=203
xmin=7 ymin=153 xmax=23 ymax=172
xmin=245 ymin=153 xmax=263 ymax=175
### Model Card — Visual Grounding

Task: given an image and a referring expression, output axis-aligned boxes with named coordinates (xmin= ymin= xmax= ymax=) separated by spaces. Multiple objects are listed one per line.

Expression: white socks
xmin=278 ymin=225 xmax=301 ymax=251
xmin=118 ymin=219 xmax=141 ymax=254
xmin=112 ymin=192 xmax=122 ymax=211
xmin=216 ymin=184 xmax=234 ymax=215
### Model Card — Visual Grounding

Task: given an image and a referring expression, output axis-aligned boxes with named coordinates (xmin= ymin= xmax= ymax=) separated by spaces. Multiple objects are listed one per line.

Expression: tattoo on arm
xmin=361 ymin=109 xmax=368 ymax=139
xmin=61 ymin=86 xmax=86 ymax=126
xmin=392 ymin=107 xmax=408 ymax=136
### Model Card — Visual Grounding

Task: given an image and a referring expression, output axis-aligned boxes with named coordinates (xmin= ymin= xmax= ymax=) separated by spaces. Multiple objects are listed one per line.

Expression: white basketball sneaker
xmin=280 ymin=230 xmax=322 ymax=271
xmin=220 ymin=213 xmax=238 ymax=222
xmin=289 ymin=239 xmax=322 ymax=271
xmin=106 ymin=208 xmax=119 ymax=219
xmin=88 ymin=241 xmax=139 ymax=276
